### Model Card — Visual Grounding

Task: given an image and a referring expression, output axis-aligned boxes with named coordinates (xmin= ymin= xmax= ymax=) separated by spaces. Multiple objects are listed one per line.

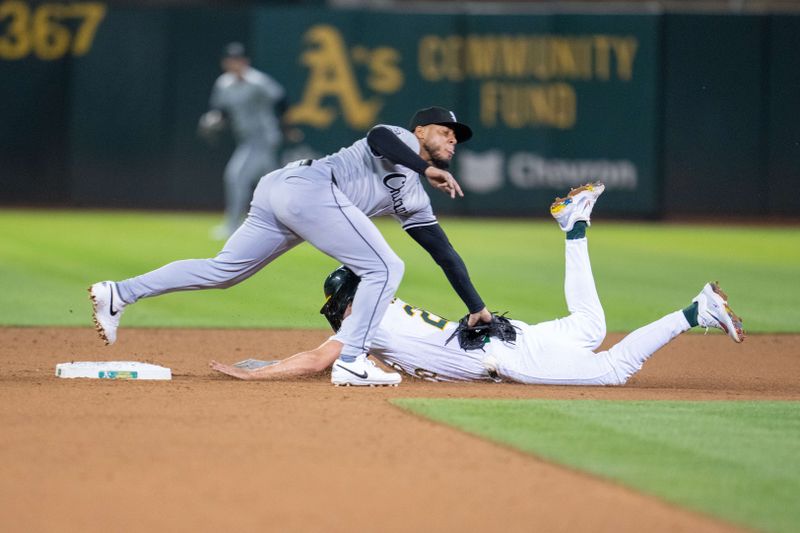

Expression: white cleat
xmin=88 ymin=281 xmax=126 ymax=345
xmin=693 ymin=282 xmax=745 ymax=343
xmin=331 ymin=355 xmax=402 ymax=387
xmin=550 ymin=181 xmax=605 ymax=232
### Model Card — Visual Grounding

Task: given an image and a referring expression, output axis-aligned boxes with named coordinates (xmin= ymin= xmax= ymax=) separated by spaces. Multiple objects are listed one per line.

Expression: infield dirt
xmin=2 ymin=327 xmax=798 ymax=532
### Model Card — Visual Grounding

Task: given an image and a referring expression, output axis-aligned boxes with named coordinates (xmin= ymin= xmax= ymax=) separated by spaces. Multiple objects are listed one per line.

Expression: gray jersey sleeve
xmin=254 ymin=71 xmax=285 ymax=102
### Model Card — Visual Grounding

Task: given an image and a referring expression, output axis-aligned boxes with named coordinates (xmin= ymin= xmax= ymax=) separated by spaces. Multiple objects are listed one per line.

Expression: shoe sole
xmin=88 ymin=285 xmax=111 ymax=346
xmin=550 ymin=181 xmax=604 ymax=216
xmin=709 ymin=282 xmax=745 ymax=343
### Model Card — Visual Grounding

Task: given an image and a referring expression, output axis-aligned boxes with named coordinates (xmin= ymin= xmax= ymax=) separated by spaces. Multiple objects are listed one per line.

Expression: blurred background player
xmin=198 ymin=42 xmax=299 ymax=240
xmin=210 ymin=182 xmax=744 ymax=384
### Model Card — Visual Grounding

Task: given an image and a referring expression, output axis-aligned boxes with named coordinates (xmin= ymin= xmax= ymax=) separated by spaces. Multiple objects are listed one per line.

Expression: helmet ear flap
xmin=320 ymin=266 xmax=360 ymax=332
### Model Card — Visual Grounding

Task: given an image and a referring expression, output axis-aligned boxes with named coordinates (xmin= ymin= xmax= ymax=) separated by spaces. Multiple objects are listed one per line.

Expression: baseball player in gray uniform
xmin=90 ymin=106 xmax=493 ymax=386
xmin=198 ymin=42 xmax=288 ymax=239
xmin=209 ymin=182 xmax=745 ymax=385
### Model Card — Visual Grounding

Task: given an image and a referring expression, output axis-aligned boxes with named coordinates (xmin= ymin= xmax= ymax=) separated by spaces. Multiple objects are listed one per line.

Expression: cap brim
xmin=437 ymin=122 xmax=473 ymax=143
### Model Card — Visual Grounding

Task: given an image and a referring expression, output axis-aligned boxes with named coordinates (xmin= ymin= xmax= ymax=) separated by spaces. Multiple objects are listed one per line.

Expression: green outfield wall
xmin=1 ymin=2 xmax=797 ymax=216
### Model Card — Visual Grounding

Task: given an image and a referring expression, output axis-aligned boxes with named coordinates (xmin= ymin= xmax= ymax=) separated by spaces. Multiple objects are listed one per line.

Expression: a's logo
xmin=287 ymin=25 xmax=404 ymax=130
xmin=382 ymin=173 xmax=408 ymax=215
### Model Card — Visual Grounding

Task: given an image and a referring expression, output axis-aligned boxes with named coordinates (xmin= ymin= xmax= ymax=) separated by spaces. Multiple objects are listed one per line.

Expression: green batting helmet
xmin=319 ymin=266 xmax=361 ymax=332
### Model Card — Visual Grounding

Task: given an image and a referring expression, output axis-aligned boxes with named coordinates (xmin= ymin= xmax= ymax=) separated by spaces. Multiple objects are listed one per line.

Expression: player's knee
xmin=386 ymin=256 xmax=406 ymax=286
xmin=384 ymin=255 xmax=404 ymax=290
xmin=359 ymin=255 xmax=404 ymax=292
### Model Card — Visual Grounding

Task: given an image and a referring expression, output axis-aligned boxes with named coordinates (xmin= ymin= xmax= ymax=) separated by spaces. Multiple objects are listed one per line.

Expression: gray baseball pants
xmin=223 ymin=139 xmax=279 ymax=236
xmin=117 ymin=162 xmax=404 ymax=360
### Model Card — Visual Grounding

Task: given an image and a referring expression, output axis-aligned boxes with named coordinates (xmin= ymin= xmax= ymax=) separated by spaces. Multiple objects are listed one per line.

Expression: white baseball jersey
xmin=317 ymin=125 xmax=437 ymax=229
xmin=369 ymin=298 xmax=508 ymax=382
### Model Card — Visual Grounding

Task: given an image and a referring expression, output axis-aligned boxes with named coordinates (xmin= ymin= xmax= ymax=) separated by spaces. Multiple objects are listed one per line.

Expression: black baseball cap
xmin=222 ymin=42 xmax=247 ymax=59
xmin=409 ymin=106 xmax=473 ymax=143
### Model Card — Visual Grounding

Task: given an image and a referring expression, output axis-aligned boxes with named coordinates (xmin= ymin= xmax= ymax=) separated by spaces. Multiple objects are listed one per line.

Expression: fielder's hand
xmin=425 ymin=167 xmax=464 ymax=199
xmin=468 ymin=307 xmax=492 ymax=327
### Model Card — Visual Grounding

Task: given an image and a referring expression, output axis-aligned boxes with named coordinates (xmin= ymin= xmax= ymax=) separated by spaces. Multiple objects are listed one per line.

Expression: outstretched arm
xmin=406 ymin=224 xmax=491 ymax=326
xmin=210 ymin=339 xmax=343 ymax=380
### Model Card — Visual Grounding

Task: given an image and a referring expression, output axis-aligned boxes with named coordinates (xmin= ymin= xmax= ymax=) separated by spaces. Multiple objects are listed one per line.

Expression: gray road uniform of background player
xmin=95 ymin=108 xmax=489 ymax=381
xmin=202 ymin=44 xmax=287 ymax=238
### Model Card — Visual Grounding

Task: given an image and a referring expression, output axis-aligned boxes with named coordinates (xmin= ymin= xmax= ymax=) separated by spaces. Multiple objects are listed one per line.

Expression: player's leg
xmin=598 ymin=282 xmax=745 ymax=384
xmin=495 ymin=282 xmax=743 ymax=386
xmin=229 ymin=142 xmax=280 ymax=235
xmin=220 ymin=143 xmax=256 ymax=238
xmin=89 ymin=176 xmax=302 ymax=345
xmin=267 ymin=173 xmax=402 ymax=386
xmin=532 ymin=182 xmax=606 ymax=350
xmin=117 ymin=211 xmax=300 ymax=301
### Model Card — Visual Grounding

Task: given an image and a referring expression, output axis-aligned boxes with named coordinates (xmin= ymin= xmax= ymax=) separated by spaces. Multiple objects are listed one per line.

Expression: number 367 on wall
xmin=0 ymin=1 xmax=106 ymax=60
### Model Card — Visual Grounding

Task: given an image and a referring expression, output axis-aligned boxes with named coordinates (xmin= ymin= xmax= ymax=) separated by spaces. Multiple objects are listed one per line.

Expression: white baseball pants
xmin=495 ymin=238 xmax=690 ymax=385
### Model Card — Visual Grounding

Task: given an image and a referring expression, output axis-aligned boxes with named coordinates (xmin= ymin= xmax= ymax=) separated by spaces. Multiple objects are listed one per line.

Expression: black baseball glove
xmin=446 ymin=312 xmax=518 ymax=351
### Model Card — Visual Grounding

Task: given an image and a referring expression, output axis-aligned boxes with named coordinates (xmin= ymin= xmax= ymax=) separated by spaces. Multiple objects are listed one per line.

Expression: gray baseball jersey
xmin=210 ymin=66 xmax=285 ymax=146
xmin=318 ymin=125 xmax=437 ymax=229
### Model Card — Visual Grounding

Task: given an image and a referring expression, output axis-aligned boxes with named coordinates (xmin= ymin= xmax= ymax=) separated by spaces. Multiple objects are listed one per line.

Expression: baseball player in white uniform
xmin=198 ymin=42 xmax=288 ymax=239
xmin=209 ymin=182 xmax=745 ymax=385
xmin=90 ymin=106 xmax=493 ymax=386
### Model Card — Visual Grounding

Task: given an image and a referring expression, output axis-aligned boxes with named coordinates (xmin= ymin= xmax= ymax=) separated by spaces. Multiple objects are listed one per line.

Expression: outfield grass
xmin=395 ymin=399 xmax=800 ymax=533
xmin=0 ymin=208 xmax=798 ymax=331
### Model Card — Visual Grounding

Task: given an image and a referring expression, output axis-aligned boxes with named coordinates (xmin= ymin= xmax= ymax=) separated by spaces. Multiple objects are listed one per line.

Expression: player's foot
xmin=88 ymin=281 xmax=126 ymax=345
xmin=331 ymin=355 xmax=402 ymax=387
xmin=692 ymin=282 xmax=745 ymax=343
xmin=550 ymin=181 xmax=605 ymax=232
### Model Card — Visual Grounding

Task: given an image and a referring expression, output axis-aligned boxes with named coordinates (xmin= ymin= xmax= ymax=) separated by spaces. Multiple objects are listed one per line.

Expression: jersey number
xmin=402 ymin=304 xmax=448 ymax=330
xmin=387 ymin=361 xmax=440 ymax=382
